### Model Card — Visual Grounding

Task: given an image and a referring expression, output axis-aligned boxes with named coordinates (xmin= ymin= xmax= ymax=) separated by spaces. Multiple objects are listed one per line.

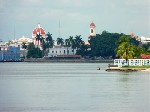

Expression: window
xmin=64 ymin=50 xmax=65 ymax=54
xmin=91 ymin=29 xmax=93 ymax=33
xmin=52 ymin=51 xmax=54 ymax=53
xmin=56 ymin=51 xmax=57 ymax=54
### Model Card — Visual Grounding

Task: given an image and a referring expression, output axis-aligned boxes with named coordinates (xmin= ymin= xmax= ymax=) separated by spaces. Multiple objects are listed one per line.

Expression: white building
xmin=86 ymin=22 xmax=96 ymax=44
xmin=9 ymin=35 xmax=33 ymax=50
xmin=114 ymin=59 xmax=150 ymax=67
xmin=48 ymin=45 xmax=77 ymax=57
xmin=140 ymin=36 xmax=150 ymax=43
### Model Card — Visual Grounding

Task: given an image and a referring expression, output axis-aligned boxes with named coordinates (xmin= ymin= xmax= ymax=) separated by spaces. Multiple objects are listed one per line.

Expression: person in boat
xmin=97 ymin=67 xmax=100 ymax=70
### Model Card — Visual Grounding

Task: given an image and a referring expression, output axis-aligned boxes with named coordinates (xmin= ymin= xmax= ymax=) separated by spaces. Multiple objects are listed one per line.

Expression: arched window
xmin=91 ymin=29 xmax=93 ymax=33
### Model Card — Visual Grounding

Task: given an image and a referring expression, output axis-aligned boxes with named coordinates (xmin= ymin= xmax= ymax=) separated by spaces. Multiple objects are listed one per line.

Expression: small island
xmin=106 ymin=64 xmax=150 ymax=72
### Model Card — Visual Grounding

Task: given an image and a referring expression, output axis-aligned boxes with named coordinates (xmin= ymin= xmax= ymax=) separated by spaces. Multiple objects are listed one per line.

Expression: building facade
xmin=140 ymin=36 xmax=150 ymax=43
xmin=114 ymin=59 xmax=150 ymax=66
xmin=48 ymin=46 xmax=77 ymax=57
xmin=0 ymin=46 xmax=20 ymax=61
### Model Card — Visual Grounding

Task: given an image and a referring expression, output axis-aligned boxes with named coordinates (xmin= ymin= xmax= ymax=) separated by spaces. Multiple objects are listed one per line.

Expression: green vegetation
xmin=26 ymin=30 xmax=149 ymax=59
xmin=27 ymin=43 xmax=42 ymax=58
xmin=115 ymin=35 xmax=147 ymax=62
xmin=89 ymin=31 xmax=124 ymax=58
xmin=142 ymin=43 xmax=150 ymax=53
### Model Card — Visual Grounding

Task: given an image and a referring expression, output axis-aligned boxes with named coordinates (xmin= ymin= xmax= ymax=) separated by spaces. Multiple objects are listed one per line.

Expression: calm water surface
xmin=0 ymin=63 xmax=149 ymax=112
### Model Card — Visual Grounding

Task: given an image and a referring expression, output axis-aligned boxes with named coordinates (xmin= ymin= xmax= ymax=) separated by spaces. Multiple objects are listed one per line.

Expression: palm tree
xmin=116 ymin=35 xmax=130 ymax=45
xmin=65 ymin=39 xmax=71 ymax=55
xmin=57 ymin=37 xmax=64 ymax=46
xmin=69 ymin=36 xmax=76 ymax=54
xmin=35 ymin=34 xmax=42 ymax=45
xmin=116 ymin=42 xmax=134 ymax=60
xmin=46 ymin=32 xmax=54 ymax=48
xmin=74 ymin=35 xmax=84 ymax=50
xmin=22 ymin=42 xmax=27 ymax=49
xmin=21 ymin=42 xmax=27 ymax=59
xmin=116 ymin=35 xmax=137 ymax=66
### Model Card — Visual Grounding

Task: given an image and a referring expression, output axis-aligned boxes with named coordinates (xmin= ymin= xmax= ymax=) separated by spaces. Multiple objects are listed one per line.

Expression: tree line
xmin=22 ymin=31 xmax=150 ymax=59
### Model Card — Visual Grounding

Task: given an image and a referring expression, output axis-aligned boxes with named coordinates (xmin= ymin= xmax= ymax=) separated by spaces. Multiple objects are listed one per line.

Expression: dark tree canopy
xmin=89 ymin=31 xmax=124 ymax=58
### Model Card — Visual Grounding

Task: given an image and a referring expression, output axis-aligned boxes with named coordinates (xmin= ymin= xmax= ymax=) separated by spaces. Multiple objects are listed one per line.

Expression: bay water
xmin=0 ymin=63 xmax=149 ymax=112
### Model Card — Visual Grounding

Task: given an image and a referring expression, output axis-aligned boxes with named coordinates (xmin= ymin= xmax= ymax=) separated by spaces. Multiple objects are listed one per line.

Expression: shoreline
xmin=24 ymin=59 xmax=113 ymax=63
xmin=0 ymin=59 xmax=113 ymax=63
xmin=106 ymin=67 xmax=150 ymax=72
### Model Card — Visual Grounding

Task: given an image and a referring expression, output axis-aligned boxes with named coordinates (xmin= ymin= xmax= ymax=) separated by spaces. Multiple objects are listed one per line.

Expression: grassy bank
xmin=122 ymin=66 xmax=150 ymax=68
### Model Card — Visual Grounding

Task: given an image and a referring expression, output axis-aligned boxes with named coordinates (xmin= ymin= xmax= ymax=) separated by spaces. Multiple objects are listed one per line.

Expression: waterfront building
xmin=48 ymin=45 xmax=77 ymax=57
xmin=114 ymin=59 xmax=150 ymax=66
xmin=47 ymin=45 xmax=81 ymax=59
xmin=32 ymin=23 xmax=46 ymax=46
xmin=0 ymin=46 xmax=20 ymax=61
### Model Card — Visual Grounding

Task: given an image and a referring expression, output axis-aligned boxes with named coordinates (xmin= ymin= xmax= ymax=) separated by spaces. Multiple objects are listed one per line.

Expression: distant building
xmin=114 ymin=59 xmax=150 ymax=66
xmin=48 ymin=45 xmax=77 ymax=57
xmin=12 ymin=35 xmax=33 ymax=44
xmin=47 ymin=45 xmax=81 ymax=59
xmin=0 ymin=46 xmax=20 ymax=61
xmin=140 ymin=54 xmax=150 ymax=59
xmin=10 ymin=35 xmax=33 ymax=49
xmin=88 ymin=22 xmax=96 ymax=40
xmin=86 ymin=22 xmax=96 ymax=45
xmin=32 ymin=23 xmax=46 ymax=46
xmin=140 ymin=36 xmax=150 ymax=43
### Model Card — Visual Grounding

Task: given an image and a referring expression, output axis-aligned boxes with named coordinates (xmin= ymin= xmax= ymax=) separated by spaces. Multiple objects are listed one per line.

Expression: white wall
xmin=48 ymin=47 xmax=77 ymax=57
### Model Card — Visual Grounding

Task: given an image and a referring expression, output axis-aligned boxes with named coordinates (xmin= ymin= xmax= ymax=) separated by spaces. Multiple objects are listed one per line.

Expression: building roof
xmin=32 ymin=23 xmax=46 ymax=36
xmin=140 ymin=54 xmax=150 ymax=59
xmin=90 ymin=22 xmax=96 ymax=27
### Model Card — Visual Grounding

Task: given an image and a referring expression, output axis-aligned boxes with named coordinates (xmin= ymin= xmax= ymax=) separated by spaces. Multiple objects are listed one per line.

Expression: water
xmin=0 ymin=63 xmax=149 ymax=112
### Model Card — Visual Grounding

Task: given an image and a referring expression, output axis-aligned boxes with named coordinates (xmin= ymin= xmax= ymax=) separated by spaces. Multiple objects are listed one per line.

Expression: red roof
xmin=90 ymin=22 xmax=95 ymax=27
xmin=32 ymin=23 xmax=46 ymax=35
xmin=140 ymin=54 xmax=150 ymax=59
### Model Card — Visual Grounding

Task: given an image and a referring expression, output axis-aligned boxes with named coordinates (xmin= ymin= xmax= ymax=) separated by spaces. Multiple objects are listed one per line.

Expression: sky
xmin=0 ymin=0 xmax=150 ymax=41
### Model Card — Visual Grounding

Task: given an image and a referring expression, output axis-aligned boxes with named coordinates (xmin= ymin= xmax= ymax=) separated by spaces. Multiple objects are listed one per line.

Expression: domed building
xmin=32 ymin=23 xmax=46 ymax=45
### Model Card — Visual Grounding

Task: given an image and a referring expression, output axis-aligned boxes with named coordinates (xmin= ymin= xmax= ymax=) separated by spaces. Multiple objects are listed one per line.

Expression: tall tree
xmin=21 ymin=42 xmax=27 ymax=49
xmin=64 ymin=39 xmax=71 ymax=55
xmin=69 ymin=36 xmax=76 ymax=54
xmin=57 ymin=37 xmax=64 ymax=46
xmin=27 ymin=43 xmax=42 ymax=58
xmin=116 ymin=42 xmax=135 ymax=62
xmin=46 ymin=32 xmax=54 ymax=48
xmin=35 ymin=34 xmax=42 ymax=45
xmin=74 ymin=35 xmax=83 ymax=50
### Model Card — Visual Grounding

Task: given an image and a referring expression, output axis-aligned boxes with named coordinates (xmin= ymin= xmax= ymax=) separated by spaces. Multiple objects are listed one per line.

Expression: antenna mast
xmin=59 ymin=20 xmax=60 ymax=38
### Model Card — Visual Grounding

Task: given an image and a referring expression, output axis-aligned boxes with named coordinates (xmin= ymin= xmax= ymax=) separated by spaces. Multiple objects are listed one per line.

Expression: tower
xmin=90 ymin=22 xmax=96 ymax=37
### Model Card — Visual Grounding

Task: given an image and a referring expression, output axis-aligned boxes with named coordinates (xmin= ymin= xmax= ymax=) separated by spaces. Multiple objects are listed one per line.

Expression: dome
xmin=90 ymin=22 xmax=95 ymax=27
xmin=32 ymin=23 xmax=46 ymax=38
